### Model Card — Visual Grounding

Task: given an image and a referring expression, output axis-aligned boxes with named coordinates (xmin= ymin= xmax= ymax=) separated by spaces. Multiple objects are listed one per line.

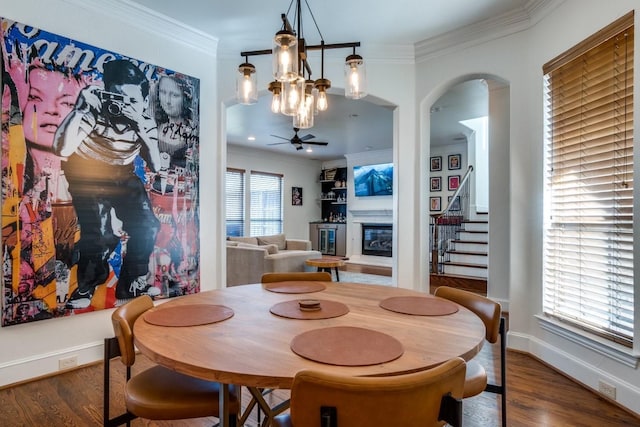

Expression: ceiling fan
xmin=268 ymin=127 xmax=329 ymax=151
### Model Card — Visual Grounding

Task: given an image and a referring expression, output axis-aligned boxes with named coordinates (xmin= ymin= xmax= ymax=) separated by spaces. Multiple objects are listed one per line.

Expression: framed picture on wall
xmin=430 ymin=156 xmax=442 ymax=171
xmin=292 ymin=187 xmax=303 ymax=205
xmin=430 ymin=196 xmax=441 ymax=211
xmin=448 ymin=154 xmax=461 ymax=170
xmin=448 ymin=175 xmax=460 ymax=191
xmin=430 ymin=177 xmax=441 ymax=192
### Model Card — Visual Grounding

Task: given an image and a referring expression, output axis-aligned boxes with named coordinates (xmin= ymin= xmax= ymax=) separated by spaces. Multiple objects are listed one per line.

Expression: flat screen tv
xmin=353 ymin=163 xmax=393 ymax=197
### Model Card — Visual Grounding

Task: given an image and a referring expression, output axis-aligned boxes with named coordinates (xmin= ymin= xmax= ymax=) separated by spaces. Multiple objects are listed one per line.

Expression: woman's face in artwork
xmin=158 ymin=77 xmax=184 ymax=119
xmin=22 ymin=68 xmax=84 ymax=150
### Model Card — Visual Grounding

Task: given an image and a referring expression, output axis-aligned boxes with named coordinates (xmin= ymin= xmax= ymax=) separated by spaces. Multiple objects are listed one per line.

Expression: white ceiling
xmin=127 ymin=0 xmax=536 ymax=160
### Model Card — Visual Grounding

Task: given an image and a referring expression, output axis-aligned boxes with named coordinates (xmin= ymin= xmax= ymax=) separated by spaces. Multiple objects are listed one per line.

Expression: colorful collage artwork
xmin=1 ymin=18 xmax=201 ymax=325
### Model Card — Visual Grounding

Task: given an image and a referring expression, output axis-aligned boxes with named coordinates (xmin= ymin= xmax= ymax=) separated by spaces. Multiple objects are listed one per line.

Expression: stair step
xmin=443 ymin=262 xmax=488 ymax=279
xmin=448 ymin=250 xmax=487 ymax=256
xmin=458 ymin=231 xmax=487 ymax=242
xmin=451 ymin=243 xmax=487 ymax=253
xmin=461 ymin=222 xmax=488 ymax=232
xmin=448 ymin=252 xmax=487 ymax=265
xmin=444 ymin=261 xmax=487 ymax=269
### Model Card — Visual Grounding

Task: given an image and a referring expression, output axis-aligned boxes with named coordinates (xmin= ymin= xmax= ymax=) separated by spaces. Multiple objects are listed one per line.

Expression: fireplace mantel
xmin=349 ymin=209 xmax=393 ymax=221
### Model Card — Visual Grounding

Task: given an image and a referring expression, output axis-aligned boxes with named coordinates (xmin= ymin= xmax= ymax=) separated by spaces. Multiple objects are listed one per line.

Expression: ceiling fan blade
xmin=305 ymin=141 xmax=328 ymax=146
xmin=269 ymin=134 xmax=291 ymax=141
xmin=267 ymin=141 xmax=290 ymax=146
xmin=299 ymin=134 xmax=315 ymax=141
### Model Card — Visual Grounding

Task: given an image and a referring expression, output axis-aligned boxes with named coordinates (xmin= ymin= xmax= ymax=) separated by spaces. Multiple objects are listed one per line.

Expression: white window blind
xmin=250 ymin=171 xmax=283 ymax=236
xmin=542 ymin=13 xmax=634 ymax=346
xmin=225 ymin=168 xmax=245 ymax=237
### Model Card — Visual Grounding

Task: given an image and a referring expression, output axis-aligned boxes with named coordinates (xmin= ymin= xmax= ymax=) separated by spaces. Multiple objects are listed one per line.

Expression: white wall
xmin=226 ymin=145 xmax=322 ymax=240
xmin=0 ymin=0 xmax=219 ymax=386
xmin=417 ymin=0 xmax=640 ymax=415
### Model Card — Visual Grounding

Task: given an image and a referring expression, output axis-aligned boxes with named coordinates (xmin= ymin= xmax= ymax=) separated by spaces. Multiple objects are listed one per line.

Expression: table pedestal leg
xmin=239 ymin=387 xmax=290 ymax=427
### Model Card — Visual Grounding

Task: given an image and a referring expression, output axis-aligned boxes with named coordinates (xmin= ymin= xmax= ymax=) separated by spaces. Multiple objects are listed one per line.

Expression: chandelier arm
xmin=240 ymin=42 xmax=360 ymax=59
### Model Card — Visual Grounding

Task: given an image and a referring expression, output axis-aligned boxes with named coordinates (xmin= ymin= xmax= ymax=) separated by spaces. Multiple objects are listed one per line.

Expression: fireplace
xmin=361 ymin=223 xmax=392 ymax=257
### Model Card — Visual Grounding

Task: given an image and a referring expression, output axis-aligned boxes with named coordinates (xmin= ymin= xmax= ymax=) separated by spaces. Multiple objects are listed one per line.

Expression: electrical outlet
xmin=58 ymin=355 xmax=78 ymax=370
xmin=598 ymin=380 xmax=616 ymax=400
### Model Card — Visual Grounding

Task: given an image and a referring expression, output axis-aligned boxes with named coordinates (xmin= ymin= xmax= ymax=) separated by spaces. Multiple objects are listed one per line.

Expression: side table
xmin=305 ymin=258 xmax=346 ymax=281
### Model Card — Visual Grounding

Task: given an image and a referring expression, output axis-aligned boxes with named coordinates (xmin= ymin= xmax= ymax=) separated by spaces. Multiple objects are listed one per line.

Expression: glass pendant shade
xmin=281 ymin=77 xmax=305 ymax=116
xmin=294 ymin=81 xmax=315 ymax=129
xmin=344 ymin=54 xmax=367 ymax=99
xmin=273 ymin=30 xmax=298 ymax=82
xmin=236 ymin=63 xmax=258 ymax=105
xmin=314 ymin=78 xmax=331 ymax=112
xmin=268 ymin=81 xmax=282 ymax=113
xmin=294 ymin=92 xmax=315 ymax=129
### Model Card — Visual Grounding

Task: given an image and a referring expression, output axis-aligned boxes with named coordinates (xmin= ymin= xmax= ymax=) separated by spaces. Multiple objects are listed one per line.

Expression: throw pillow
xmin=260 ymin=244 xmax=279 ymax=255
xmin=256 ymin=233 xmax=286 ymax=250
xmin=228 ymin=236 xmax=259 ymax=246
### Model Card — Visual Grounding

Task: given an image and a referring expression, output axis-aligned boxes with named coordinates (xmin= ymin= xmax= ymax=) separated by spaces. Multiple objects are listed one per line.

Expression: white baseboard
xmin=508 ymin=331 xmax=640 ymax=417
xmin=0 ymin=341 xmax=103 ymax=387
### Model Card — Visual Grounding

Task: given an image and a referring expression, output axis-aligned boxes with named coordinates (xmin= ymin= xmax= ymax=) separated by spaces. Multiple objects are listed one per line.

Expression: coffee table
xmin=305 ymin=257 xmax=346 ymax=281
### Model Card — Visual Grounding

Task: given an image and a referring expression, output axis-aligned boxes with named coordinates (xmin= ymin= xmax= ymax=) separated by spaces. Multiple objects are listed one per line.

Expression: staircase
xmin=441 ymin=218 xmax=488 ymax=278
xmin=430 ymin=215 xmax=488 ymax=295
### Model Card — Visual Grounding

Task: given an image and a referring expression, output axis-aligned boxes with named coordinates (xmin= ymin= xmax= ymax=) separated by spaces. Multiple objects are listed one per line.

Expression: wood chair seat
xmin=125 ymin=365 xmax=239 ymax=420
xmin=434 ymin=286 xmax=506 ymax=427
xmin=462 ymin=360 xmax=487 ymax=398
xmin=104 ymin=295 xmax=240 ymax=426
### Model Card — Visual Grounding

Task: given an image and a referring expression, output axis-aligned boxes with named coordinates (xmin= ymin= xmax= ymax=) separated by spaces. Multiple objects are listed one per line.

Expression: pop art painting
xmin=1 ymin=18 xmax=200 ymax=325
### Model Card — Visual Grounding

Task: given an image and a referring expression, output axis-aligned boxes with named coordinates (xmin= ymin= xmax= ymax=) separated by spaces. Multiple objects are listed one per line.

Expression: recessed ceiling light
xmin=247 ymin=136 xmax=256 ymax=141
xmin=306 ymin=147 xmax=313 ymax=153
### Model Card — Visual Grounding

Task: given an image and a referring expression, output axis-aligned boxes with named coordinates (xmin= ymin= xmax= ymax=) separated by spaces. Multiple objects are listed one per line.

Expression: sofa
xmin=226 ymin=234 xmax=322 ymax=286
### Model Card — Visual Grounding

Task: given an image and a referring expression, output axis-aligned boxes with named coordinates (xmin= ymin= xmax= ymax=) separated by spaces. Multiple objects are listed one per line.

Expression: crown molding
xmin=61 ymin=0 xmax=218 ymax=55
xmin=415 ymin=0 xmax=564 ymax=63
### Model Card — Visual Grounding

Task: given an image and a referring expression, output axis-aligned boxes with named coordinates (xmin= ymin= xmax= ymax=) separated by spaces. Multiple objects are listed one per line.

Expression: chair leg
xmin=482 ymin=317 xmax=507 ymax=427
xmin=499 ymin=317 xmax=507 ymax=427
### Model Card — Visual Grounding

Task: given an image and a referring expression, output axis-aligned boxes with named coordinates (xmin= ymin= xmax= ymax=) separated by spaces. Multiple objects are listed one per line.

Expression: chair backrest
xmin=434 ymin=286 xmax=501 ymax=343
xmin=287 ymin=357 xmax=466 ymax=427
xmin=261 ymin=271 xmax=332 ymax=283
xmin=111 ymin=295 xmax=154 ymax=367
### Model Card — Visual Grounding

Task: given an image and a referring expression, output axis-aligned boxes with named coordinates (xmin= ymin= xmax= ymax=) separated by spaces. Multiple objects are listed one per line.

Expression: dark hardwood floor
xmin=1 ymin=342 xmax=638 ymax=426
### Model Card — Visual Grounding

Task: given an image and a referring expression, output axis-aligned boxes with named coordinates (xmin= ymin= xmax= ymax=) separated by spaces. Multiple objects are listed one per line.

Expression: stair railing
xmin=430 ymin=165 xmax=473 ymax=274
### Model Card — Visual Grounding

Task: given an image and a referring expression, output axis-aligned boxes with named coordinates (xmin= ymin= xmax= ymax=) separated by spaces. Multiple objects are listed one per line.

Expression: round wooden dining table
xmin=133 ymin=281 xmax=485 ymax=426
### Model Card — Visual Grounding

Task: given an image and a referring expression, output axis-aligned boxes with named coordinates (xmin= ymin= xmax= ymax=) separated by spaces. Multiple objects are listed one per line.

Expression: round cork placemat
xmin=143 ymin=304 xmax=234 ymax=327
xmin=379 ymin=296 xmax=458 ymax=316
xmin=264 ymin=281 xmax=327 ymax=294
xmin=290 ymin=326 xmax=404 ymax=366
xmin=270 ymin=299 xmax=349 ymax=320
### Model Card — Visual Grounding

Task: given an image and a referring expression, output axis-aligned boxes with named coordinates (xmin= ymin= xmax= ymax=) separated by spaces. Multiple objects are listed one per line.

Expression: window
xmin=250 ymin=171 xmax=283 ymax=236
xmin=225 ymin=168 xmax=245 ymax=237
xmin=543 ymin=13 xmax=634 ymax=345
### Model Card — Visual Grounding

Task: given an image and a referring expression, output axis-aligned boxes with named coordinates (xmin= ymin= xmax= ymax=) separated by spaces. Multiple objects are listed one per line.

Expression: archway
xmin=421 ymin=74 xmax=510 ymax=305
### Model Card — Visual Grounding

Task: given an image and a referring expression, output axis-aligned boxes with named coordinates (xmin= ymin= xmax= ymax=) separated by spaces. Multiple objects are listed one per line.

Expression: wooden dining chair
xmin=434 ymin=286 xmax=506 ymax=427
xmin=272 ymin=357 xmax=467 ymax=427
xmin=104 ymin=295 xmax=240 ymax=427
xmin=261 ymin=271 xmax=332 ymax=283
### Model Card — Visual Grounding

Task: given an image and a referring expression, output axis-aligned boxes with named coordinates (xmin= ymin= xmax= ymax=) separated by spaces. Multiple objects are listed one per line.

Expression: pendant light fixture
xmin=236 ymin=0 xmax=366 ymax=129
xmin=345 ymin=48 xmax=367 ymax=100
xmin=236 ymin=56 xmax=257 ymax=105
